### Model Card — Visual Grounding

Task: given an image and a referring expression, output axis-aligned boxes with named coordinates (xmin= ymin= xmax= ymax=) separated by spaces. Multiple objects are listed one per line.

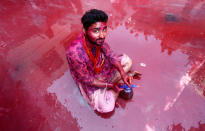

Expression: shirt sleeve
xmin=101 ymin=42 xmax=119 ymax=64
xmin=66 ymin=48 xmax=94 ymax=86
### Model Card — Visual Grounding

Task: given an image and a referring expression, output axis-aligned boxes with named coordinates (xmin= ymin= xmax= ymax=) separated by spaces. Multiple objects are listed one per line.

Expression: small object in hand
xmin=119 ymin=84 xmax=136 ymax=100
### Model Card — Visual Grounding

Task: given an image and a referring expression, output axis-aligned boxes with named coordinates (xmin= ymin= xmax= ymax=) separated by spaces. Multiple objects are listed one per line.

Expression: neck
xmin=84 ymin=36 xmax=97 ymax=49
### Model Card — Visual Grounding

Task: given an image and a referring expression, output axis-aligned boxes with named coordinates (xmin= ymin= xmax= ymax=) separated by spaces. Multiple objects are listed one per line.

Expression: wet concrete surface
xmin=0 ymin=0 xmax=205 ymax=131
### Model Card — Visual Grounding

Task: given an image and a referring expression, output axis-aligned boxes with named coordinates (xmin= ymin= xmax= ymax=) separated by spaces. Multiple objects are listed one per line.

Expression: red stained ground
xmin=0 ymin=0 xmax=205 ymax=131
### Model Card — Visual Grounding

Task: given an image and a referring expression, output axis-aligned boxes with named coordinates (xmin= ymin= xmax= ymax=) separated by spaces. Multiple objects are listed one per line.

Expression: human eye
xmin=93 ymin=29 xmax=99 ymax=33
xmin=103 ymin=27 xmax=107 ymax=32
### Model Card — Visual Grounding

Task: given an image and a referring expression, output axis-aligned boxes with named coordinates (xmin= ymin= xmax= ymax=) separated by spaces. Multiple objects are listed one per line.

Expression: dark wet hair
xmin=81 ymin=9 xmax=108 ymax=30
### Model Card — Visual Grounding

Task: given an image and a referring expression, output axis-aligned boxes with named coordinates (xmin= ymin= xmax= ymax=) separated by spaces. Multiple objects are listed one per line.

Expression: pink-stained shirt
xmin=66 ymin=33 xmax=119 ymax=96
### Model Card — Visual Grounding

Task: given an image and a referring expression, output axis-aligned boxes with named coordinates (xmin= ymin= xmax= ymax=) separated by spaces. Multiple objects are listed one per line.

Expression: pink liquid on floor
xmin=0 ymin=0 xmax=205 ymax=131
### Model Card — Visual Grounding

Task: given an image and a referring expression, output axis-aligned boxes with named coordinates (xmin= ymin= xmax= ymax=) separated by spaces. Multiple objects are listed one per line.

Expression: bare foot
xmin=128 ymin=70 xmax=142 ymax=79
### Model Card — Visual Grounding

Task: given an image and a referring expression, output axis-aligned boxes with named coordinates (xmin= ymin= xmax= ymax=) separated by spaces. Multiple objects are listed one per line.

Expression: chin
xmin=97 ymin=42 xmax=104 ymax=45
xmin=97 ymin=43 xmax=103 ymax=46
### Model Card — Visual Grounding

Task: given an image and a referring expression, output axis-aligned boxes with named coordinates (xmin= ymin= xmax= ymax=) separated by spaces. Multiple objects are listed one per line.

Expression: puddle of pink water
xmin=1 ymin=0 xmax=205 ymax=131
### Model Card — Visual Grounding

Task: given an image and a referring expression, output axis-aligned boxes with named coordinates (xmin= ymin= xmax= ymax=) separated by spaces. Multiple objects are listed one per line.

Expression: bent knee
xmin=96 ymin=102 xmax=115 ymax=113
xmin=95 ymin=93 xmax=116 ymax=113
xmin=121 ymin=54 xmax=132 ymax=72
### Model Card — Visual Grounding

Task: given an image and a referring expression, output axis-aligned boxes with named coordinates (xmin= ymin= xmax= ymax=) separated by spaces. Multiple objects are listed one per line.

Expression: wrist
xmin=106 ymin=83 xmax=114 ymax=88
xmin=120 ymin=71 xmax=126 ymax=78
xmin=119 ymin=68 xmax=126 ymax=75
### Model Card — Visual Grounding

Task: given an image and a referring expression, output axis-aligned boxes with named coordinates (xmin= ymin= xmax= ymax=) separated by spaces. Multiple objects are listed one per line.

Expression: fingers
xmin=118 ymin=88 xmax=124 ymax=92
xmin=129 ymin=76 xmax=133 ymax=84
xmin=122 ymin=75 xmax=132 ymax=87
xmin=118 ymin=83 xmax=124 ymax=86
xmin=114 ymin=85 xmax=122 ymax=93
xmin=125 ymin=80 xmax=130 ymax=87
xmin=112 ymin=83 xmax=121 ymax=93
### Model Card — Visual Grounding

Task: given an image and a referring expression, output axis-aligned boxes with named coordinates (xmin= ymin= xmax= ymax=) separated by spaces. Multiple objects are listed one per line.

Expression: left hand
xmin=121 ymin=73 xmax=133 ymax=87
xmin=111 ymin=82 xmax=124 ymax=93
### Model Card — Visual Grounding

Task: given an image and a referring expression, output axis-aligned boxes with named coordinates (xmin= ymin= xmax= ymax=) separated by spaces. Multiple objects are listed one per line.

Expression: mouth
xmin=97 ymin=39 xmax=104 ymax=43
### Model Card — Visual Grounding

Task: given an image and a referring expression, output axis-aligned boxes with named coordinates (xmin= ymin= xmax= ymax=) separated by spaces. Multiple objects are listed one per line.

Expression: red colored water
xmin=1 ymin=0 xmax=205 ymax=131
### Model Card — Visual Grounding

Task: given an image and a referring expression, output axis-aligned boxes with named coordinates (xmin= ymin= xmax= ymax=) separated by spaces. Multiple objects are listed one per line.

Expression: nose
xmin=99 ymin=31 xmax=105 ymax=39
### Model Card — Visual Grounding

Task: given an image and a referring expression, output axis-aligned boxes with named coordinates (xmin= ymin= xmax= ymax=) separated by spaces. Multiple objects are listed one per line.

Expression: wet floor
xmin=0 ymin=0 xmax=205 ymax=131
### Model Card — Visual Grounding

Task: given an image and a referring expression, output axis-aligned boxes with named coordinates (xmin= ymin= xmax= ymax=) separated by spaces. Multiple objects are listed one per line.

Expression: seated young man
xmin=66 ymin=9 xmax=136 ymax=113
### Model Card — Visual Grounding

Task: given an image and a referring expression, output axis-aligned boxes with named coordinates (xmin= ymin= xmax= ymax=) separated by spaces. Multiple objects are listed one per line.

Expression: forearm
xmin=112 ymin=60 xmax=126 ymax=77
xmin=91 ymin=79 xmax=113 ymax=89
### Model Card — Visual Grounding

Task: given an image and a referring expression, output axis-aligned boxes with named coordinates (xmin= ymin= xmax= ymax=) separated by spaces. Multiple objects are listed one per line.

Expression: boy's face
xmin=85 ymin=22 xmax=108 ymax=46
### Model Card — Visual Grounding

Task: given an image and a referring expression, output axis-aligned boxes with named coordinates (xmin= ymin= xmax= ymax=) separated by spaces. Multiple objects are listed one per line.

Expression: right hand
xmin=121 ymin=73 xmax=133 ymax=87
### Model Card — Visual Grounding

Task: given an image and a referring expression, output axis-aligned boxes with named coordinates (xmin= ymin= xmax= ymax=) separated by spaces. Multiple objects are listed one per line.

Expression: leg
xmin=112 ymin=54 xmax=133 ymax=83
xmin=79 ymin=54 xmax=133 ymax=113
xmin=78 ymin=83 xmax=118 ymax=113
xmin=90 ymin=88 xmax=117 ymax=113
xmin=90 ymin=54 xmax=133 ymax=113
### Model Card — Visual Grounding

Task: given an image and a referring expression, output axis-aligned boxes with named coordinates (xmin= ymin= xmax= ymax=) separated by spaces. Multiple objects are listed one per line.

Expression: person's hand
xmin=112 ymin=82 xmax=124 ymax=93
xmin=121 ymin=73 xmax=133 ymax=87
